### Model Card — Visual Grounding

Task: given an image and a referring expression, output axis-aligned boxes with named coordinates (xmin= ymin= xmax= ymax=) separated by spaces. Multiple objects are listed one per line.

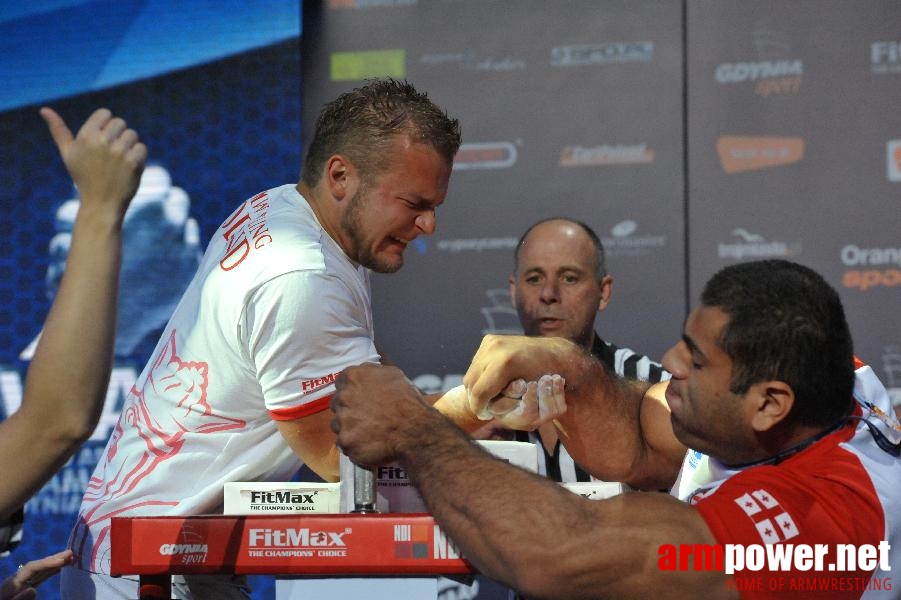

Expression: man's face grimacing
xmin=661 ymin=305 xmax=757 ymax=464
xmin=341 ymin=134 xmax=451 ymax=273
xmin=510 ymin=220 xmax=612 ymax=350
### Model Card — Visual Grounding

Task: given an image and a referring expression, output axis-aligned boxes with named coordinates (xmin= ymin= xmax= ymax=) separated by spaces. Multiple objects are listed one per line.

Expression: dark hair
xmin=514 ymin=217 xmax=607 ymax=278
xmin=301 ymin=78 xmax=461 ymax=187
xmin=701 ymin=259 xmax=855 ymax=427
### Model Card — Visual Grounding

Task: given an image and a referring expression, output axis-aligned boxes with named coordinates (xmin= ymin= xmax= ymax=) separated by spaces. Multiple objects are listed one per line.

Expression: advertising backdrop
xmin=1 ymin=2 xmax=900 ymax=599
xmin=302 ymin=0 xmax=900 ymax=420
xmin=301 ymin=3 xmax=900 ymax=596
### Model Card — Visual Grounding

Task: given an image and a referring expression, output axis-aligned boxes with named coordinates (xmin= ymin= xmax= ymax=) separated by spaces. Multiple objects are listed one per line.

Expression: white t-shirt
xmin=69 ymin=185 xmax=380 ymax=574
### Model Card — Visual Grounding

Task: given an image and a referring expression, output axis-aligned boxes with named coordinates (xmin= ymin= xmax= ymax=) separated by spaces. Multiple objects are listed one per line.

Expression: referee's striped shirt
xmin=515 ymin=332 xmax=670 ymax=483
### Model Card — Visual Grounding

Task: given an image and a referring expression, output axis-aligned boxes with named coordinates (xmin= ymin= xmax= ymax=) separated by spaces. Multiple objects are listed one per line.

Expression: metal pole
xmin=351 ymin=464 xmax=378 ymax=513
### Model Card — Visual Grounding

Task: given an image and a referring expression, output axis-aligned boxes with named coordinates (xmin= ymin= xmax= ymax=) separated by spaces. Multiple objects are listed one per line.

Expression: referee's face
xmin=510 ymin=220 xmax=611 ymax=350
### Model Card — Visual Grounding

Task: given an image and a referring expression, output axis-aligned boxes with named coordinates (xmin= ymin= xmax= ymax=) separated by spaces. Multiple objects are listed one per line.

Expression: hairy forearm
xmin=397 ymin=411 xmax=601 ymax=594
xmin=398 ymin=414 xmax=728 ymax=599
xmin=395 ymin=409 xmax=700 ymax=598
xmin=555 ymin=374 xmax=679 ymax=490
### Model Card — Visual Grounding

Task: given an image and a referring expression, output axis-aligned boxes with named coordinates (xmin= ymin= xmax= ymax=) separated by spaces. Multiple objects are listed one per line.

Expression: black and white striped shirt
xmin=515 ymin=333 xmax=670 ymax=482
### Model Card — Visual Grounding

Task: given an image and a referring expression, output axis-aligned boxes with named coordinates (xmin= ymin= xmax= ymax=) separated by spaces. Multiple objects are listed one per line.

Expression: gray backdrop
xmin=302 ymin=0 xmax=900 ymax=407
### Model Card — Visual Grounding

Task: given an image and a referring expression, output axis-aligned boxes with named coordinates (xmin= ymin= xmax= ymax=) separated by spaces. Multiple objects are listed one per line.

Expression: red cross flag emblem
xmin=733 ymin=489 xmax=799 ymax=544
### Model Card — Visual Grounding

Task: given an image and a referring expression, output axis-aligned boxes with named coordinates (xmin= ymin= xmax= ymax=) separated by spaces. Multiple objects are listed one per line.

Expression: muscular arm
xmin=464 ymin=335 xmax=685 ymax=490
xmin=276 ymin=410 xmax=341 ymax=482
xmin=0 ymin=108 xmax=145 ymax=518
xmin=331 ymin=363 xmax=733 ymax=599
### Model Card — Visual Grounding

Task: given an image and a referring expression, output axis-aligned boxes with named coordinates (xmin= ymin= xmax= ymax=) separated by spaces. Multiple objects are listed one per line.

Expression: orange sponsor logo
xmin=453 ymin=142 xmax=517 ymax=170
xmin=716 ymin=136 xmax=804 ymax=174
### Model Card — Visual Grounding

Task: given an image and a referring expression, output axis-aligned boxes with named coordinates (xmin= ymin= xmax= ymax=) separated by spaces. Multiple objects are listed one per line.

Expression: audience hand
xmin=1 ymin=549 xmax=73 ymax=600
xmin=40 ymin=107 xmax=146 ymax=221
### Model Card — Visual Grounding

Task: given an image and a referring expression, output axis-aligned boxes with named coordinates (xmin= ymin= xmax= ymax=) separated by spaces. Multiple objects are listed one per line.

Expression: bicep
xmin=635 ymin=382 xmax=688 ymax=489
xmin=244 ymin=273 xmax=376 ymax=482
xmin=245 ymin=272 xmax=378 ymax=414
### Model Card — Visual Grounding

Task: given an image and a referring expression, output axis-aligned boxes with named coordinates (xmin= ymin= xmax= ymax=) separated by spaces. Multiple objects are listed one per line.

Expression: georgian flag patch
xmin=734 ymin=489 xmax=799 ymax=544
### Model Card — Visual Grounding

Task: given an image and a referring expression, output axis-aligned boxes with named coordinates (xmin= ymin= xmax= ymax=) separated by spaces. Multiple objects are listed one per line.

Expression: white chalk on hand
xmin=476 ymin=378 xmax=527 ymax=420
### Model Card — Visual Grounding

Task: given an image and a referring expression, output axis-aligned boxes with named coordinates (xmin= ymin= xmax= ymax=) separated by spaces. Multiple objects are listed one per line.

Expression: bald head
xmin=510 ymin=219 xmax=612 ymax=349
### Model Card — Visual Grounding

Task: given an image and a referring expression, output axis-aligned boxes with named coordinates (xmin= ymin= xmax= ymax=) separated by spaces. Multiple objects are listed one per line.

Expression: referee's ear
xmin=597 ymin=274 xmax=614 ymax=312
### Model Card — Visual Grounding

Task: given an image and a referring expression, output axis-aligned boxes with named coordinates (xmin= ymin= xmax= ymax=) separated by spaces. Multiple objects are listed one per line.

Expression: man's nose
xmin=661 ymin=342 xmax=687 ymax=378
xmin=415 ymin=210 xmax=436 ymax=234
xmin=539 ymin=281 xmax=560 ymax=303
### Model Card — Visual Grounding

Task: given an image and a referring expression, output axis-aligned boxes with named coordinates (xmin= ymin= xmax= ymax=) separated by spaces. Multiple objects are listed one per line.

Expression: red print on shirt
xmin=72 ymin=330 xmax=246 ymax=570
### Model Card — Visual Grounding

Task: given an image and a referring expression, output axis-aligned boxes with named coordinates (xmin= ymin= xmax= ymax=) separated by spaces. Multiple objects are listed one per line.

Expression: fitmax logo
xmin=248 ymin=528 xmax=348 ymax=547
xmin=250 ymin=491 xmax=317 ymax=504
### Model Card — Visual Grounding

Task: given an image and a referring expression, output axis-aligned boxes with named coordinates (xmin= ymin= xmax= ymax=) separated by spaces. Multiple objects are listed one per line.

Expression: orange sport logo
xmin=716 ymin=136 xmax=804 ymax=174
xmin=841 ymin=244 xmax=901 ymax=291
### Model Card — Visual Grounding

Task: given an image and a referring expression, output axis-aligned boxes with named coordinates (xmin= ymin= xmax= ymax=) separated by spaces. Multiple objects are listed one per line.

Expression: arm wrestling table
xmin=111 ymin=513 xmax=474 ymax=599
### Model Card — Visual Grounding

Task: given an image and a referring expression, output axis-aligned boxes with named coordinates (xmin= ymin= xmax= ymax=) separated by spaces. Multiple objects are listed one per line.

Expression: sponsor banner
xmin=550 ymin=41 xmax=654 ymax=67
xmin=840 ymin=244 xmax=901 ymax=291
xmin=110 ymin=515 xmax=472 ymax=575
xmin=601 ymin=220 xmax=666 ymax=257
xmin=434 ymin=238 xmax=518 ymax=253
xmin=718 ymin=229 xmax=800 ymax=261
xmin=871 ymin=41 xmax=901 ymax=75
xmin=453 ymin=142 xmax=518 ymax=170
xmin=560 ymin=144 xmax=655 ymax=167
xmin=714 ymin=59 xmax=803 ymax=96
xmin=330 ymin=49 xmax=405 ymax=81
xmin=224 ymin=482 xmax=341 ymax=514
xmin=418 ymin=52 xmax=526 ymax=73
xmin=716 ymin=136 xmax=804 ymax=173
xmin=887 ymin=140 xmax=901 ymax=181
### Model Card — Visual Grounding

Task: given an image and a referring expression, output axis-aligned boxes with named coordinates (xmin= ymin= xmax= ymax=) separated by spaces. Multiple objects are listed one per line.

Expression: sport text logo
xmin=716 ymin=137 xmax=804 ymax=173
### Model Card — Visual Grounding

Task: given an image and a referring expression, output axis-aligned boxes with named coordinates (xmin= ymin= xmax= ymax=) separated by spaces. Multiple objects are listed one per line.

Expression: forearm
xmin=555 ymin=375 xmax=680 ymax=490
xmin=0 ymin=210 xmax=122 ymax=516
xmin=27 ymin=207 xmax=122 ymax=430
xmin=397 ymin=411 xmax=588 ymax=587
xmin=397 ymin=411 xmax=669 ymax=597
xmin=399 ymin=417 xmax=728 ymax=598
xmin=431 ymin=386 xmax=486 ymax=433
